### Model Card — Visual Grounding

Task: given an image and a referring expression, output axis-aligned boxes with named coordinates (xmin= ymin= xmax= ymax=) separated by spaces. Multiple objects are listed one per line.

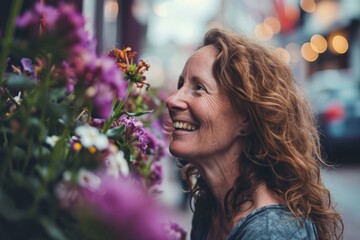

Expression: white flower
xmin=105 ymin=150 xmax=129 ymax=177
xmin=63 ymin=171 xmax=72 ymax=182
xmin=55 ymin=182 xmax=78 ymax=209
xmin=75 ymin=124 xmax=109 ymax=150
xmin=46 ymin=135 xmax=59 ymax=147
xmin=13 ymin=91 xmax=22 ymax=104
xmin=77 ymin=169 xmax=102 ymax=190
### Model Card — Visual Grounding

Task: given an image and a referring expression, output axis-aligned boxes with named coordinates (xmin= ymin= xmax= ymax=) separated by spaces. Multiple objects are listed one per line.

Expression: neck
xmin=194 ymin=154 xmax=240 ymax=214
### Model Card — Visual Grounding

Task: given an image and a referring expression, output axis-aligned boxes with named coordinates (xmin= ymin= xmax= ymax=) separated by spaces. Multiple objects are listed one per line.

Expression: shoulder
xmin=227 ymin=205 xmax=318 ymax=240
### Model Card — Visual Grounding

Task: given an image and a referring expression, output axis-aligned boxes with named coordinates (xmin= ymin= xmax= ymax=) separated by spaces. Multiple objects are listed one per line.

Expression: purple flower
xmin=61 ymin=60 xmax=77 ymax=92
xmin=90 ymin=82 xmax=114 ymax=119
xmin=164 ymin=221 xmax=187 ymax=240
xmin=145 ymin=128 xmax=166 ymax=161
xmin=55 ymin=178 xmax=80 ymax=209
xmin=135 ymin=130 xmax=148 ymax=154
xmin=20 ymin=58 xmax=34 ymax=73
xmin=79 ymin=176 xmax=169 ymax=240
xmin=86 ymin=57 xmax=126 ymax=118
xmin=16 ymin=3 xmax=59 ymax=28
xmin=16 ymin=3 xmax=127 ymax=119
xmin=54 ymin=3 xmax=92 ymax=53
xmin=119 ymin=114 xmax=144 ymax=128
xmin=148 ymin=162 xmax=163 ymax=187
xmin=19 ymin=58 xmax=37 ymax=79
xmin=68 ymin=54 xmax=127 ymax=118
xmin=118 ymin=115 xmax=149 ymax=153
xmin=90 ymin=118 xmax=106 ymax=128
xmin=17 ymin=2 xmax=94 ymax=56
xmin=59 ymin=49 xmax=127 ymax=118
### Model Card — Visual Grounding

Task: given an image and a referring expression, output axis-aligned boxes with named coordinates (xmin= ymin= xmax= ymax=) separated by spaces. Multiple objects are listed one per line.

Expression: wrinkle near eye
xmin=204 ymin=94 xmax=225 ymax=111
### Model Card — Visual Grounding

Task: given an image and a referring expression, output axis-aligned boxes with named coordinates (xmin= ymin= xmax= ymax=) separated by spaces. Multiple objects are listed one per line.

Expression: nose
xmin=165 ymin=89 xmax=188 ymax=111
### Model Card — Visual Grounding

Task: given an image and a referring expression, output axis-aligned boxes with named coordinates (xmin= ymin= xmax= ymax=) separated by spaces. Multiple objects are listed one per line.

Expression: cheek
xmin=196 ymin=98 xmax=218 ymax=127
xmin=211 ymin=104 xmax=241 ymax=137
xmin=205 ymin=96 xmax=235 ymax=124
xmin=196 ymin=97 xmax=232 ymax=139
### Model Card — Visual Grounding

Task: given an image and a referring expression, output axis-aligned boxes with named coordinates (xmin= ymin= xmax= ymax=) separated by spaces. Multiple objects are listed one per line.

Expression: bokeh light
xmin=314 ymin=0 xmax=339 ymax=28
xmin=285 ymin=43 xmax=301 ymax=63
xmin=275 ymin=47 xmax=290 ymax=65
xmin=254 ymin=22 xmax=273 ymax=41
xmin=300 ymin=0 xmax=316 ymax=13
xmin=104 ymin=0 xmax=119 ymax=22
xmin=301 ymin=42 xmax=319 ymax=62
xmin=153 ymin=1 xmax=175 ymax=18
xmin=310 ymin=34 xmax=327 ymax=53
xmin=264 ymin=16 xmax=281 ymax=34
xmin=329 ymin=34 xmax=349 ymax=54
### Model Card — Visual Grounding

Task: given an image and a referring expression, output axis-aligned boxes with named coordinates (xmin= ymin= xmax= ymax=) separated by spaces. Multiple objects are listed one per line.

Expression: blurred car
xmin=306 ymin=69 xmax=360 ymax=160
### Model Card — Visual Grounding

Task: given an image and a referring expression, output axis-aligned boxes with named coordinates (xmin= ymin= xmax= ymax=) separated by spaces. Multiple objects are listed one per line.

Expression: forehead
xmin=189 ymin=45 xmax=219 ymax=63
xmin=182 ymin=45 xmax=219 ymax=79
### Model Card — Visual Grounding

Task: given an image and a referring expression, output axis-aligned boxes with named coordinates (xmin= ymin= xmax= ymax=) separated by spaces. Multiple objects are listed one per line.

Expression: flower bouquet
xmin=0 ymin=1 xmax=186 ymax=239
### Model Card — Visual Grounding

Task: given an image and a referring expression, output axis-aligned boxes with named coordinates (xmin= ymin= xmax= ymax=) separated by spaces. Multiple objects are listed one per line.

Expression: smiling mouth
xmin=173 ymin=121 xmax=198 ymax=131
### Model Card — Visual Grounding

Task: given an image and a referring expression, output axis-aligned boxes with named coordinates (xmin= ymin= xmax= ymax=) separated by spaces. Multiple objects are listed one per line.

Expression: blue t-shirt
xmin=191 ymin=204 xmax=319 ymax=240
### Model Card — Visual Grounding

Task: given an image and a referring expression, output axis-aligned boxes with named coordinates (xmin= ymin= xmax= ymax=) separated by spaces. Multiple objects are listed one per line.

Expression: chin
xmin=169 ymin=146 xmax=182 ymax=158
xmin=169 ymin=145 xmax=188 ymax=159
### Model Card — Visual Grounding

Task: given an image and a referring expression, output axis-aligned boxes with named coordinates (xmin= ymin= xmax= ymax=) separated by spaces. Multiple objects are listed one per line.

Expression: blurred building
xmin=277 ymin=0 xmax=360 ymax=159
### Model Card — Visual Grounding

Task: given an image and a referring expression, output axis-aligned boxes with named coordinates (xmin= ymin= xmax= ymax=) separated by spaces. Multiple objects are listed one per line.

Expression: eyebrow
xmin=192 ymin=76 xmax=203 ymax=83
xmin=178 ymin=75 xmax=204 ymax=83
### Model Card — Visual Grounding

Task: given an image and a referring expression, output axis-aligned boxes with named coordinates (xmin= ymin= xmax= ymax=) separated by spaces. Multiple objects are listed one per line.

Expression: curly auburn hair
xmin=181 ymin=28 xmax=343 ymax=240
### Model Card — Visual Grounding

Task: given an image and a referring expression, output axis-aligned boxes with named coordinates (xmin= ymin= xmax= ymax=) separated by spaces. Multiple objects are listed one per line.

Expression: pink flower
xmin=16 ymin=3 xmax=59 ymax=28
xmin=67 ymin=53 xmax=127 ymax=118
xmin=148 ymin=161 xmax=163 ymax=187
xmin=145 ymin=128 xmax=166 ymax=161
xmin=119 ymin=115 xmax=149 ymax=153
xmin=79 ymin=176 xmax=170 ymax=240
xmin=17 ymin=3 xmax=91 ymax=55
xmin=164 ymin=221 xmax=187 ymax=240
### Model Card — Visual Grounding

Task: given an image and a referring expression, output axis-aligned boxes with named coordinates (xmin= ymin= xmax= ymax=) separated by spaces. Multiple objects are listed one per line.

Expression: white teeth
xmin=173 ymin=121 xmax=197 ymax=131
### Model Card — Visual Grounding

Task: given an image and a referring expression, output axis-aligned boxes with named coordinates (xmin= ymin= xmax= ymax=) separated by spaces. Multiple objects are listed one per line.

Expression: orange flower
xmin=108 ymin=47 xmax=151 ymax=90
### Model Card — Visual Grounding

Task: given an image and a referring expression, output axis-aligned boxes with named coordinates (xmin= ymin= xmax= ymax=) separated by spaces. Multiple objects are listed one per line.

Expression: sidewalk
xmin=322 ymin=164 xmax=360 ymax=240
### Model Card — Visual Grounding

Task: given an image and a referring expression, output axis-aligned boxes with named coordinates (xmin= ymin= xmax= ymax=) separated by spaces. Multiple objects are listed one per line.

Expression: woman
xmin=165 ymin=29 xmax=343 ymax=240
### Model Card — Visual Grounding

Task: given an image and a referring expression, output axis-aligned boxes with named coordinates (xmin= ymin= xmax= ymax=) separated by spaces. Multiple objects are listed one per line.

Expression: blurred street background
xmin=2 ymin=0 xmax=359 ymax=239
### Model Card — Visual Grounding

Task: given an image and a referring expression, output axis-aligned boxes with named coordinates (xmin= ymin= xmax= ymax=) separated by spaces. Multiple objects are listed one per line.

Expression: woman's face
xmin=166 ymin=45 xmax=245 ymax=163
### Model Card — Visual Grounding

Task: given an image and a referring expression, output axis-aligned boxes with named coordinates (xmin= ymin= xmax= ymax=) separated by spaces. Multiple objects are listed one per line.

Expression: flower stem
xmin=0 ymin=0 xmax=23 ymax=83
xmin=114 ymin=83 xmax=133 ymax=115
xmin=102 ymin=83 xmax=133 ymax=133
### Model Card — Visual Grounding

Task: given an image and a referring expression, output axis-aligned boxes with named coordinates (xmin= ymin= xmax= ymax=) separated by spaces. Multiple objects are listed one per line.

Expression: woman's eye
xmin=194 ymin=84 xmax=206 ymax=92
xmin=177 ymin=79 xmax=184 ymax=90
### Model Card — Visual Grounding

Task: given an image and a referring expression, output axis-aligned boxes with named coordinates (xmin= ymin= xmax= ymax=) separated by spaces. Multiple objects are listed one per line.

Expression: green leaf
xmin=35 ymin=165 xmax=49 ymax=179
xmin=0 ymin=188 xmax=27 ymax=221
xmin=11 ymin=146 xmax=26 ymax=161
xmin=49 ymin=88 xmax=67 ymax=101
xmin=125 ymin=110 xmax=154 ymax=117
xmin=5 ymin=74 xmax=37 ymax=90
xmin=48 ymin=102 xmax=69 ymax=119
xmin=106 ymin=125 xmax=125 ymax=138
xmin=40 ymin=217 xmax=67 ymax=240
xmin=32 ymin=146 xmax=51 ymax=159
